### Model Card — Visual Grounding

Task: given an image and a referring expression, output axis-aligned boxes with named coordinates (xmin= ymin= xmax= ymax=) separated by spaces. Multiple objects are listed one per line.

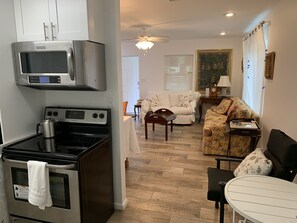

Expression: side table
xmin=134 ymin=103 xmax=141 ymax=119
xmin=198 ymin=96 xmax=229 ymax=123
xmin=226 ymin=119 xmax=261 ymax=157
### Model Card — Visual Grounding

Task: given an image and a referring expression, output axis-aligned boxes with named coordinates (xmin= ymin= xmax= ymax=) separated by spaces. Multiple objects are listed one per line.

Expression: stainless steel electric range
xmin=2 ymin=107 xmax=114 ymax=223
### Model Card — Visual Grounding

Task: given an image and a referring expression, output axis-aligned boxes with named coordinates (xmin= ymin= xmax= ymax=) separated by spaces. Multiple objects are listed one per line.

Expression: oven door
xmin=3 ymin=158 xmax=81 ymax=223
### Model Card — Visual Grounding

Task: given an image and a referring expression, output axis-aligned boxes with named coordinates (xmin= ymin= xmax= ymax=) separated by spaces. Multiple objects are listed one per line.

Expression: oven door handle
xmin=3 ymin=157 xmax=75 ymax=170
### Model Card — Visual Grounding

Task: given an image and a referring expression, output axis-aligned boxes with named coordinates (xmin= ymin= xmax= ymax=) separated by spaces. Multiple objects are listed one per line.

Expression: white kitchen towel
xmin=27 ymin=160 xmax=53 ymax=210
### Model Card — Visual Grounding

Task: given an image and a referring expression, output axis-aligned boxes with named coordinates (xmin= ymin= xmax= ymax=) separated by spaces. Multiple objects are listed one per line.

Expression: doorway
xmin=121 ymin=56 xmax=140 ymax=115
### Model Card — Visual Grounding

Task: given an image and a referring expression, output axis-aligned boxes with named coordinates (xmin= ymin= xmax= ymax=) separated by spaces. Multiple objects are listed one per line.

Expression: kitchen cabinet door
xmin=14 ymin=0 xmax=51 ymax=41
xmin=49 ymin=0 xmax=89 ymax=40
xmin=14 ymin=0 xmax=89 ymax=41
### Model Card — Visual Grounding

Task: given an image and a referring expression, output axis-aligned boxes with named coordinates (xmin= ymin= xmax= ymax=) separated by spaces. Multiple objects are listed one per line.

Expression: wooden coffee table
xmin=144 ymin=108 xmax=177 ymax=141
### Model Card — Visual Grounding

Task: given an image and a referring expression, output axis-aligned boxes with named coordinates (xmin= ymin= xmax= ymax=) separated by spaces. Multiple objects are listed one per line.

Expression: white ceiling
xmin=120 ymin=0 xmax=280 ymax=40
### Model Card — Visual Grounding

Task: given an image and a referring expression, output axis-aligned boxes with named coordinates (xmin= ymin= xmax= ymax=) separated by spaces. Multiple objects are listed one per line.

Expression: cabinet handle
xmin=51 ymin=22 xmax=56 ymax=40
xmin=43 ymin=22 xmax=49 ymax=41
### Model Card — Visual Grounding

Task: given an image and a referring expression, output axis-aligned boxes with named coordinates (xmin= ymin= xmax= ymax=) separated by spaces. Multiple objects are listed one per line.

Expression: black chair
xmin=207 ymin=129 xmax=297 ymax=223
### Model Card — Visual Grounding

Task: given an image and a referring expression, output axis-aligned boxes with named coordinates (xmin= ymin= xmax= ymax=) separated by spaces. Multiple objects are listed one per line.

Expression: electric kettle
xmin=36 ymin=118 xmax=55 ymax=138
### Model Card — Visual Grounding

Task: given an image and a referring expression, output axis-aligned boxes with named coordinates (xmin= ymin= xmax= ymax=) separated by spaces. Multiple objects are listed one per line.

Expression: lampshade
xmin=217 ymin=75 xmax=231 ymax=87
xmin=135 ymin=41 xmax=154 ymax=50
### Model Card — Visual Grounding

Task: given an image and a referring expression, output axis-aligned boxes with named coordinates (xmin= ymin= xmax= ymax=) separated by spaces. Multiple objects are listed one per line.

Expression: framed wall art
xmin=264 ymin=52 xmax=276 ymax=80
xmin=195 ymin=49 xmax=232 ymax=93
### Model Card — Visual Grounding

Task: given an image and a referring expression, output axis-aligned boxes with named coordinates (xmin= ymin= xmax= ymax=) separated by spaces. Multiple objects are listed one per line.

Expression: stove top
xmin=2 ymin=107 xmax=111 ymax=163
xmin=3 ymin=133 xmax=109 ymax=161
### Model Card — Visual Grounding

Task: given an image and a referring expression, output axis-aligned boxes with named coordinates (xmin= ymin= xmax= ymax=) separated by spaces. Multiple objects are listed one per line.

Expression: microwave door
xmin=12 ymin=41 xmax=76 ymax=89
xmin=12 ymin=40 xmax=106 ymax=90
xmin=19 ymin=50 xmax=75 ymax=87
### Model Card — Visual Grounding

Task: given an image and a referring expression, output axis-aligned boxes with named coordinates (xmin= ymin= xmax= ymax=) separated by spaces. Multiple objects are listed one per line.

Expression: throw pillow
xmin=227 ymin=104 xmax=238 ymax=121
xmin=147 ymin=95 xmax=159 ymax=107
xmin=177 ymin=94 xmax=191 ymax=107
xmin=235 ymin=108 xmax=252 ymax=119
xmin=211 ymin=98 xmax=233 ymax=115
xmin=233 ymin=148 xmax=273 ymax=177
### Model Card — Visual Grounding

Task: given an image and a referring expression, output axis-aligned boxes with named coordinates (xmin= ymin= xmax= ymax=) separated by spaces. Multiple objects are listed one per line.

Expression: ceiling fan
xmin=123 ymin=27 xmax=169 ymax=50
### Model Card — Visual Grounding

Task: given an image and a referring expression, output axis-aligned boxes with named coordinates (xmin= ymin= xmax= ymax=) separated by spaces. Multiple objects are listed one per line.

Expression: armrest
xmin=216 ymin=157 xmax=243 ymax=169
xmin=210 ymin=125 xmax=227 ymax=134
xmin=141 ymin=99 xmax=150 ymax=113
xmin=189 ymin=99 xmax=197 ymax=112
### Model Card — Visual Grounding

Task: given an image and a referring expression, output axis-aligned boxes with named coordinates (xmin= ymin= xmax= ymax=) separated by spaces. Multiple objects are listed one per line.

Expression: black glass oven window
xmin=11 ymin=167 xmax=71 ymax=209
xmin=20 ymin=51 xmax=68 ymax=73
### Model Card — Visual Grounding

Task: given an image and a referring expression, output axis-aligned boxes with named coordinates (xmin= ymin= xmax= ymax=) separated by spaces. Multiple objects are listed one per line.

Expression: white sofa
xmin=141 ymin=91 xmax=201 ymax=124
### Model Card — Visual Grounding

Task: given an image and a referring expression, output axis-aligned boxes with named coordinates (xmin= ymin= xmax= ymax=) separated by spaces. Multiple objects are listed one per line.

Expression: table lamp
xmin=217 ymin=75 xmax=231 ymax=96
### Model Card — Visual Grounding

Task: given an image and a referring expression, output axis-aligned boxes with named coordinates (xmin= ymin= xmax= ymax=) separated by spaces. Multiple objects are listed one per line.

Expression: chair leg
xmin=220 ymin=202 xmax=224 ymax=223
xmin=215 ymin=201 xmax=219 ymax=209
xmin=219 ymin=183 xmax=226 ymax=223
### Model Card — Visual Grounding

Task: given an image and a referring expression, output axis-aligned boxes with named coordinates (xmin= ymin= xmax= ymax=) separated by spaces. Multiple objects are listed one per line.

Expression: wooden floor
xmin=108 ymin=119 xmax=239 ymax=223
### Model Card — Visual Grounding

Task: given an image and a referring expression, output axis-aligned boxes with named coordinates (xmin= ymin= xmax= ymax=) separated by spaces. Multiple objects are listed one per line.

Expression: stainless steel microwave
xmin=12 ymin=40 xmax=106 ymax=91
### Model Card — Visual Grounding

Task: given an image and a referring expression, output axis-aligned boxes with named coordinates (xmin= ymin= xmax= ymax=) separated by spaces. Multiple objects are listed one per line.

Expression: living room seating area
xmin=141 ymin=91 xmax=201 ymax=125
xmin=203 ymin=97 xmax=259 ymax=157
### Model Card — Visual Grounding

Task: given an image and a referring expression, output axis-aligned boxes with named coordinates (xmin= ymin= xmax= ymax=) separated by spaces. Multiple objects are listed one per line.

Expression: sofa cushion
xmin=211 ymin=98 xmax=233 ymax=115
xmin=170 ymin=106 xmax=193 ymax=115
xmin=151 ymin=106 xmax=171 ymax=112
xmin=157 ymin=94 xmax=171 ymax=107
xmin=169 ymin=92 xmax=180 ymax=106
xmin=233 ymin=148 xmax=273 ymax=177
xmin=231 ymin=97 xmax=253 ymax=119
xmin=204 ymin=109 xmax=227 ymax=123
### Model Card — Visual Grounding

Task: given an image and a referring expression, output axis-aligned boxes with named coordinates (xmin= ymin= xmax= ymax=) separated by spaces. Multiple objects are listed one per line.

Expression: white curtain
xmin=242 ymin=23 xmax=268 ymax=115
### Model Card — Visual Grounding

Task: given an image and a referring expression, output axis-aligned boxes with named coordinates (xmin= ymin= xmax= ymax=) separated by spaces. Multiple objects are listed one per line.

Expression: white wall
xmin=121 ymin=37 xmax=243 ymax=98
xmin=0 ymin=5 xmax=46 ymax=144
xmin=261 ymin=1 xmax=297 ymax=144
xmin=0 ymin=1 xmax=46 ymax=222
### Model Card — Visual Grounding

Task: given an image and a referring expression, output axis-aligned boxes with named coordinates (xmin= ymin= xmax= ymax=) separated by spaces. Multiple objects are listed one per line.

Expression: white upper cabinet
xmin=13 ymin=0 xmax=104 ymax=42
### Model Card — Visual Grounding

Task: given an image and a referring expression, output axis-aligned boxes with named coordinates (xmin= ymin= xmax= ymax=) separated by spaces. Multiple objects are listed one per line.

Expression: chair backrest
xmin=123 ymin=101 xmax=128 ymax=116
xmin=264 ymin=129 xmax=297 ymax=181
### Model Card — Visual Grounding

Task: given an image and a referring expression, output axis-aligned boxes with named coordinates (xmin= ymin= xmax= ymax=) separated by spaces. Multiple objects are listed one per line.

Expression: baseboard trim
xmin=114 ymin=198 xmax=128 ymax=210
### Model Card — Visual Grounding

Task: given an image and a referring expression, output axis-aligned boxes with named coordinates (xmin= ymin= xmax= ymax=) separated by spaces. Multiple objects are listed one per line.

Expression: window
xmin=164 ymin=55 xmax=193 ymax=91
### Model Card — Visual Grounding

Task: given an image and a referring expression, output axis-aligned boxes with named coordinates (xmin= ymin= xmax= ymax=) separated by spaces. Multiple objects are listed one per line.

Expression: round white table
xmin=225 ymin=175 xmax=297 ymax=223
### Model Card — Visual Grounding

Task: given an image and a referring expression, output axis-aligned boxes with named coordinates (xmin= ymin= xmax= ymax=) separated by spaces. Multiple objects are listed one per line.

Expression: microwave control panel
xmin=29 ymin=76 xmax=61 ymax=84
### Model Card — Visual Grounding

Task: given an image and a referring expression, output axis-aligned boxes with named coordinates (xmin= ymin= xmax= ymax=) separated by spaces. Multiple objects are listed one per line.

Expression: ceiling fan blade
xmin=121 ymin=37 xmax=140 ymax=42
xmin=148 ymin=36 xmax=169 ymax=42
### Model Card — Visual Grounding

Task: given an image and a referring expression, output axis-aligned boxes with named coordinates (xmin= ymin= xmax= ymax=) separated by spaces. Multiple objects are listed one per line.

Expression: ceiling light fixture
xmin=135 ymin=40 xmax=154 ymax=50
xmin=225 ymin=12 xmax=234 ymax=17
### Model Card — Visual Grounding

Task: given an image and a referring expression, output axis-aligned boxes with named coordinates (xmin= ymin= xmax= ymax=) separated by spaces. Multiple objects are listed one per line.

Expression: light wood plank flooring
xmin=108 ymin=120 xmax=240 ymax=223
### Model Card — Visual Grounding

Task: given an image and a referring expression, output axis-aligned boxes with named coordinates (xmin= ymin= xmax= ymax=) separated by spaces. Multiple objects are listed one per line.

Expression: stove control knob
xmin=47 ymin=111 xmax=53 ymax=116
xmin=99 ymin=113 xmax=105 ymax=119
xmin=53 ymin=111 xmax=58 ymax=116
xmin=92 ymin=113 xmax=98 ymax=119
